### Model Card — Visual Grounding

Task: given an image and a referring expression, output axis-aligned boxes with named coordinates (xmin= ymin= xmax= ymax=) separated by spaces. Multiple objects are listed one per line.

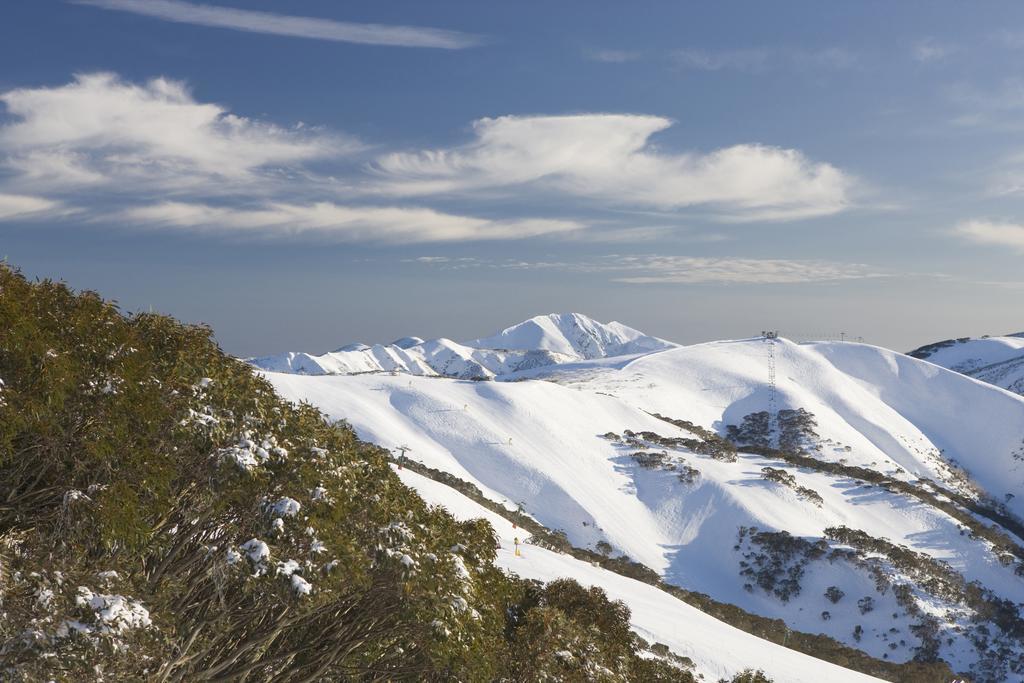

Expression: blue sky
xmin=3 ymin=0 xmax=1024 ymax=354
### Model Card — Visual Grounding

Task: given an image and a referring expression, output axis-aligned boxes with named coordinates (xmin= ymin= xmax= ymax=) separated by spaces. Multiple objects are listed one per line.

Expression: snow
xmin=36 ymin=587 xmax=54 ymax=607
xmin=291 ymin=574 xmax=312 ymax=596
xmin=396 ymin=467 xmax=881 ymax=683
xmin=464 ymin=312 xmax=674 ymax=359
xmin=276 ymin=559 xmax=300 ymax=576
xmin=272 ymin=497 xmax=301 ymax=517
xmin=909 ymin=334 xmax=1024 ymax=372
xmin=909 ymin=334 xmax=1024 ymax=395
xmin=63 ymin=489 xmax=89 ymax=505
xmin=391 ymin=336 xmax=425 ymax=349
xmin=218 ymin=436 xmax=266 ymax=471
xmin=240 ymin=538 xmax=270 ymax=573
xmin=262 ymin=334 xmax=1024 ymax=677
xmin=71 ymin=586 xmax=152 ymax=634
xmin=247 ymin=313 xmax=673 ymax=380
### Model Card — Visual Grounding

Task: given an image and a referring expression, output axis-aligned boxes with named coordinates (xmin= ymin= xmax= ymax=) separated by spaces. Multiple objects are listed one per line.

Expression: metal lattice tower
xmin=762 ymin=331 xmax=778 ymax=435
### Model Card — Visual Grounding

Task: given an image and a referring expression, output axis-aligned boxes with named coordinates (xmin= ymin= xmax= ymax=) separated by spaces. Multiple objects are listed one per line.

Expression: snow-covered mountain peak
xmin=465 ymin=312 xmax=674 ymax=359
xmin=390 ymin=336 xmax=425 ymax=349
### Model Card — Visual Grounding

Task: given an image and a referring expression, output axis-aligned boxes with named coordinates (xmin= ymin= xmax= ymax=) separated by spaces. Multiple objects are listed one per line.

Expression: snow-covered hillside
xmin=909 ymin=333 xmax=1024 ymax=395
xmin=247 ymin=313 xmax=674 ymax=380
xmin=257 ymin=321 xmax=1024 ymax=680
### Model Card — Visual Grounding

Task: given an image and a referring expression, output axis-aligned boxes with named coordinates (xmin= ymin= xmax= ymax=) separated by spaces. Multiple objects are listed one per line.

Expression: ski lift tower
xmin=762 ymin=331 xmax=779 ymax=433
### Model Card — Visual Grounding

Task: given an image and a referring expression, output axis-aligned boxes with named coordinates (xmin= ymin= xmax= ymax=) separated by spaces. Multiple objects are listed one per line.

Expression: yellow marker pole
xmin=514 ymin=537 xmax=521 ymax=557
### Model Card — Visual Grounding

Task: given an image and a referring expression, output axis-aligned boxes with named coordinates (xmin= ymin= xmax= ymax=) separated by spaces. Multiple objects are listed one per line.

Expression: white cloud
xmin=954 ymin=219 xmax=1024 ymax=252
xmin=671 ymin=47 xmax=857 ymax=72
xmin=116 ymin=201 xmax=583 ymax=243
xmin=0 ymin=72 xmax=347 ymax=191
xmin=0 ymin=193 xmax=68 ymax=220
xmin=74 ymin=0 xmax=481 ymax=49
xmin=372 ymin=114 xmax=853 ymax=221
xmin=409 ymin=253 xmax=882 ymax=284
xmin=0 ymin=73 xmax=853 ymax=244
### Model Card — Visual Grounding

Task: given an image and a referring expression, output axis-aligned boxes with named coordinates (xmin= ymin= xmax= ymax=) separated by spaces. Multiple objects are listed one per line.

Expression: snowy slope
xmin=247 ymin=313 xmax=674 ymax=379
xmin=970 ymin=354 xmax=1024 ymax=395
xmin=908 ymin=334 xmax=1024 ymax=372
xmin=520 ymin=338 xmax=1024 ymax=513
xmin=909 ymin=334 xmax=1024 ymax=395
xmin=260 ymin=327 xmax=1024 ymax=679
xmin=396 ymin=466 xmax=883 ymax=683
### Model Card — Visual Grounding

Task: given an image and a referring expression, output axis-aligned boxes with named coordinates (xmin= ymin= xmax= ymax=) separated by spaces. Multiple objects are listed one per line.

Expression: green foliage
xmin=726 ymin=411 xmax=771 ymax=448
xmin=503 ymin=580 xmax=696 ymax=682
xmin=642 ymin=413 xmax=737 ymax=461
xmin=736 ymin=528 xmax=828 ymax=602
xmin=824 ymin=586 xmax=845 ymax=604
xmin=0 ymin=265 xmax=692 ymax=682
xmin=722 ymin=670 xmax=774 ymax=683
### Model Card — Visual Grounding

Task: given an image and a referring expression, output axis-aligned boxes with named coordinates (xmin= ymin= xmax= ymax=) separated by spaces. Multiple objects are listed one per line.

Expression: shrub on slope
xmin=0 ymin=265 xmax=690 ymax=682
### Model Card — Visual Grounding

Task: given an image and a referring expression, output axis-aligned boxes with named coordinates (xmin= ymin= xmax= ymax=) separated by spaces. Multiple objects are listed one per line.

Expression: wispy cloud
xmin=911 ymin=38 xmax=957 ymax=63
xmin=0 ymin=193 xmax=73 ymax=221
xmin=953 ymin=219 xmax=1024 ymax=252
xmin=371 ymin=114 xmax=854 ymax=221
xmin=609 ymin=256 xmax=880 ymax=284
xmin=672 ymin=48 xmax=771 ymax=72
xmin=994 ymin=29 xmax=1024 ymax=50
xmin=407 ymin=254 xmax=883 ymax=285
xmin=115 ymin=201 xmax=583 ymax=243
xmin=583 ymin=48 xmax=642 ymax=63
xmin=73 ymin=0 xmax=482 ymax=49
xmin=946 ymin=79 xmax=1024 ymax=130
xmin=670 ymin=46 xmax=857 ymax=73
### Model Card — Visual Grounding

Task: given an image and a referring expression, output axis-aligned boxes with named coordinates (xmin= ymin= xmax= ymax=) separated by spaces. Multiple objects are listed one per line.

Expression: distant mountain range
xmin=248 ymin=313 xmax=675 ymax=380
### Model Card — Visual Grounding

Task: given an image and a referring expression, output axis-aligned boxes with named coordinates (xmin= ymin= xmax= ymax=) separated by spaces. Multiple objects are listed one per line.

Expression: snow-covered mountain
xmin=248 ymin=313 xmax=674 ymax=380
xmin=257 ymin=321 xmax=1024 ymax=681
xmin=466 ymin=312 xmax=673 ymax=359
xmin=909 ymin=333 xmax=1024 ymax=395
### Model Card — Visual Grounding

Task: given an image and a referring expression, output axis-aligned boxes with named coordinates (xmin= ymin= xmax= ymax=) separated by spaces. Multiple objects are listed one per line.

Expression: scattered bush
xmin=723 ymin=669 xmax=774 ymax=683
xmin=0 ymin=265 xmax=695 ymax=682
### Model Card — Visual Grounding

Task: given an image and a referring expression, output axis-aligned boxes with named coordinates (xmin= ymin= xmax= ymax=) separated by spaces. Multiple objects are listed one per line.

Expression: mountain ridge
xmin=248 ymin=312 xmax=675 ymax=379
xmin=908 ymin=333 xmax=1024 ymax=395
